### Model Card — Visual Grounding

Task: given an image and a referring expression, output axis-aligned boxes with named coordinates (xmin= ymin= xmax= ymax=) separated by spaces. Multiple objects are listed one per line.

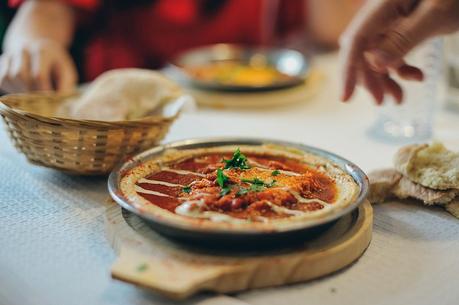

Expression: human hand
xmin=0 ymin=39 xmax=77 ymax=94
xmin=340 ymin=0 xmax=459 ymax=104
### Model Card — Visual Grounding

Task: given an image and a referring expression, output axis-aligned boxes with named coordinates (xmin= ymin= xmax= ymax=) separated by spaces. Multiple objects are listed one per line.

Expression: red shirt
xmin=10 ymin=0 xmax=304 ymax=81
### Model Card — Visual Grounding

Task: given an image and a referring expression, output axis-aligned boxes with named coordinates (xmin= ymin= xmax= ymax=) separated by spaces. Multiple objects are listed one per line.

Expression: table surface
xmin=1 ymin=53 xmax=459 ymax=305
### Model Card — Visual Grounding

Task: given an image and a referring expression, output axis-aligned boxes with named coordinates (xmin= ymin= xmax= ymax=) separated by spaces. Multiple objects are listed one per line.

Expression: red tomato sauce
xmin=135 ymin=152 xmax=337 ymax=220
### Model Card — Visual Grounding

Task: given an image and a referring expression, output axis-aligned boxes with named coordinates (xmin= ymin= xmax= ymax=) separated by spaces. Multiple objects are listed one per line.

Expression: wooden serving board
xmin=105 ymin=200 xmax=373 ymax=300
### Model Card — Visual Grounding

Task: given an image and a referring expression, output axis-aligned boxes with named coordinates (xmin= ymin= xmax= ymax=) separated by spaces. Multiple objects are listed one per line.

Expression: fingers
xmin=0 ymin=41 xmax=78 ymax=94
xmin=382 ymin=74 xmax=403 ymax=104
xmin=53 ymin=53 xmax=77 ymax=94
xmin=339 ymin=0 xmax=405 ymax=102
xmin=0 ymin=51 xmax=33 ymax=93
xmin=340 ymin=0 xmax=402 ymax=46
xmin=0 ymin=55 xmax=15 ymax=93
xmin=365 ymin=1 xmax=440 ymax=70
xmin=30 ymin=48 xmax=52 ymax=91
xmin=0 ymin=48 xmax=53 ymax=93
xmin=365 ymin=49 xmax=424 ymax=83
xmin=396 ymin=64 xmax=424 ymax=81
xmin=10 ymin=49 xmax=32 ymax=91
xmin=339 ymin=0 xmax=436 ymax=104
xmin=361 ymin=67 xmax=405 ymax=105
xmin=348 ymin=54 xmax=405 ymax=105
xmin=361 ymin=63 xmax=385 ymax=105
xmin=339 ymin=39 xmax=359 ymax=102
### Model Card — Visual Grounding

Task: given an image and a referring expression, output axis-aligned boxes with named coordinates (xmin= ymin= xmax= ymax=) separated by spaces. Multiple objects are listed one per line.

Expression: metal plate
xmin=120 ymin=205 xmax=361 ymax=253
xmin=169 ymin=44 xmax=310 ymax=92
xmin=108 ymin=137 xmax=369 ymax=246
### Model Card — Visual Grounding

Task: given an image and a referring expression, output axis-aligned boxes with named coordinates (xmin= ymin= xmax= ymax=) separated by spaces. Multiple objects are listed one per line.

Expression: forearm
xmin=3 ymin=0 xmax=76 ymax=51
xmin=306 ymin=0 xmax=364 ymax=47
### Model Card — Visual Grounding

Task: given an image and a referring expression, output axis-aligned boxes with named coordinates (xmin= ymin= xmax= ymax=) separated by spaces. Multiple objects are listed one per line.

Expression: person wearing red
xmin=1 ymin=0 xmax=362 ymax=93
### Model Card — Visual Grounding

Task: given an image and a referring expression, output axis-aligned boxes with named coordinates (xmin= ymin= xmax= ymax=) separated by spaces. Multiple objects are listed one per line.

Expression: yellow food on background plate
xmin=185 ymin=62 xmax=293 ymax=87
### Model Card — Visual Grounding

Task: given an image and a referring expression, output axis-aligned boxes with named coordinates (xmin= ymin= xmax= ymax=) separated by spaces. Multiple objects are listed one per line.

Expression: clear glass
xmin=444 ymin=33 xmax=459 ymax=112
xmin=368 ymin=38 xmax=443 ymax=144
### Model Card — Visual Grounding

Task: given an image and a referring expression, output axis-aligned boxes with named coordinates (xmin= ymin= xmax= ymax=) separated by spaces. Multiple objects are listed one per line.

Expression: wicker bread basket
xmin=0 ymin=92 xmax=185 ymax=175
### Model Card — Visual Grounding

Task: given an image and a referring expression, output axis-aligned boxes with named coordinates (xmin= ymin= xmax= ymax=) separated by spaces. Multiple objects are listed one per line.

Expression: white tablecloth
xmin=1 ymin=54 xmax=459 ymax=305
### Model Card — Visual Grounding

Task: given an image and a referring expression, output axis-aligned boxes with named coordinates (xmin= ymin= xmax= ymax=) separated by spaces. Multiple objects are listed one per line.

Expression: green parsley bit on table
xmin=136 ymin=263 xmax=148 ymax=272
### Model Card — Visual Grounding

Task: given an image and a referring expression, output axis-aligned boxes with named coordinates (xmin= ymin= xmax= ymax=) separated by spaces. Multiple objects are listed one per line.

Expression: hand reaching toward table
xmin=0 ymin=39 xmax=77 ymax=93
xmin=0 ymin=1 xmax=77 ymax=94
xmin=340 ymin=0 xmax=459 ymax=104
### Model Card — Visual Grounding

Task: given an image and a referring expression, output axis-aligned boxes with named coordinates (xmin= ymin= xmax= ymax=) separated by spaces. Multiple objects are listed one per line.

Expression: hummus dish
xmin=116 ymin=143 xmax=362 ymax=233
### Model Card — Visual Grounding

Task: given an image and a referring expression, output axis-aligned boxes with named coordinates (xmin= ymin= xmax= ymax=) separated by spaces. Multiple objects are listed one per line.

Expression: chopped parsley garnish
xmin=220 ymin=186 xmax=232 ymax=196
xmin=249 ymin=184 xmax=266 ymax=192
xmin=217 ymin=168 xmax=232 ymax=196
xmin=241 ymin=177 xmax=264 ymax=185
xmin=223 ymin=148 xmax=250 ymax=170
xmin=236 ymin=177 xmax=276 ymax=196
xmin=236 ymin=187 xmax=250 ymax=197
xmin=271 ymin=170 xmax=280 ymax=176
xmin=136 ymin=263 xmax=148 ymax=272
xmin=218 ymin=149 xmax=273 ymax=197
xmin=241 ymin=177 xmax=276 ymax=188
xmin=217 ymin=168 xmax=228 ymax=188
xmin=182 ymin=186 xmax=192 ymax=193
xmin=265 ymin=180 xmax=277 ymax=188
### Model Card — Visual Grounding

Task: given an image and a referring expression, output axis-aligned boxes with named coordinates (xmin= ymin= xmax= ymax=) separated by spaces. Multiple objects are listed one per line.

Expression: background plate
xmin=170 ymin=44 xmax=310 ymax=92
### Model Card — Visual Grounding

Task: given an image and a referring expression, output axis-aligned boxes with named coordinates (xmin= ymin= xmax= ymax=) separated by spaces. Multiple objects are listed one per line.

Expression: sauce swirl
xmin=135 ymin=152 xmax=337 ymax=222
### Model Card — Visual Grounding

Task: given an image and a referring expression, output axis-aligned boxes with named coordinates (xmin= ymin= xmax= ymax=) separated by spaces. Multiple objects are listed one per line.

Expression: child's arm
xmin=1 ymin=0 xmax=77 ymax=93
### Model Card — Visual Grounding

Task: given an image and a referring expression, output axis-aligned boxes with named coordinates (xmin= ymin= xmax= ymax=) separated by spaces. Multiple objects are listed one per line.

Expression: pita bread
xmin=67 ymin=69 xmax=182 ymax=121
xmin=394 ymin=142 xmax=459 ymax=190
xmin=445 ymin=200 xmax=459 ymax=219
xmin=367 ymin=169 xmax=402 ymax=203
xmin=368 ymin=168 xmax=458 ymax=205
xmin=392 ymin=176 xmax=458 ymax=205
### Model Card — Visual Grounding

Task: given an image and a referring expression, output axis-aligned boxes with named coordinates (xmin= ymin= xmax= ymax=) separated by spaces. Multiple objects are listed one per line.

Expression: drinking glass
xmin=368 ymin=38 xmax=443 ymax=144
xmin=444 ymin=33 xmax=459 ymax=112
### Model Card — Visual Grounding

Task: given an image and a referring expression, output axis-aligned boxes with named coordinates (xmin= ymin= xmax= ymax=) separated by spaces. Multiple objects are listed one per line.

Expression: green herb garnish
xmin=236 ymin=177 xmax=276 ymax=195
xmin=137 ymin=263 xmax=148 ymax=272
xmin=236 ymin=187 xmax=250 ymax=197
xmin=217 ymin=168 xmax=228 ymax=187
xmin=241 ymin=177 xmax=264 ymax=185
xmin=241 ymin=177 xmax=276 ymax=187
xmin=217 ymin=168 xmax=232 ymax=196
xmin=182 ymin=185 xmax=192 ymax=193
xmin=249 ymin=184 xmax=266 ymax=192
xmin=223 ymin=148 xmax=250 ymax=170
xmin=220 ymin=186 xmax=232 ymax=196
xmin=266 ymin=179 xmax=277 ymax=188
xmin=271 ymin=170 xmax=280 ymax=176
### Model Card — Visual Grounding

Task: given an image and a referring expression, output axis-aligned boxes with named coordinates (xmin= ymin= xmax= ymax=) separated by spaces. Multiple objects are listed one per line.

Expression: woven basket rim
xmin=0 ymin=92 xmax=179 ymax=127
